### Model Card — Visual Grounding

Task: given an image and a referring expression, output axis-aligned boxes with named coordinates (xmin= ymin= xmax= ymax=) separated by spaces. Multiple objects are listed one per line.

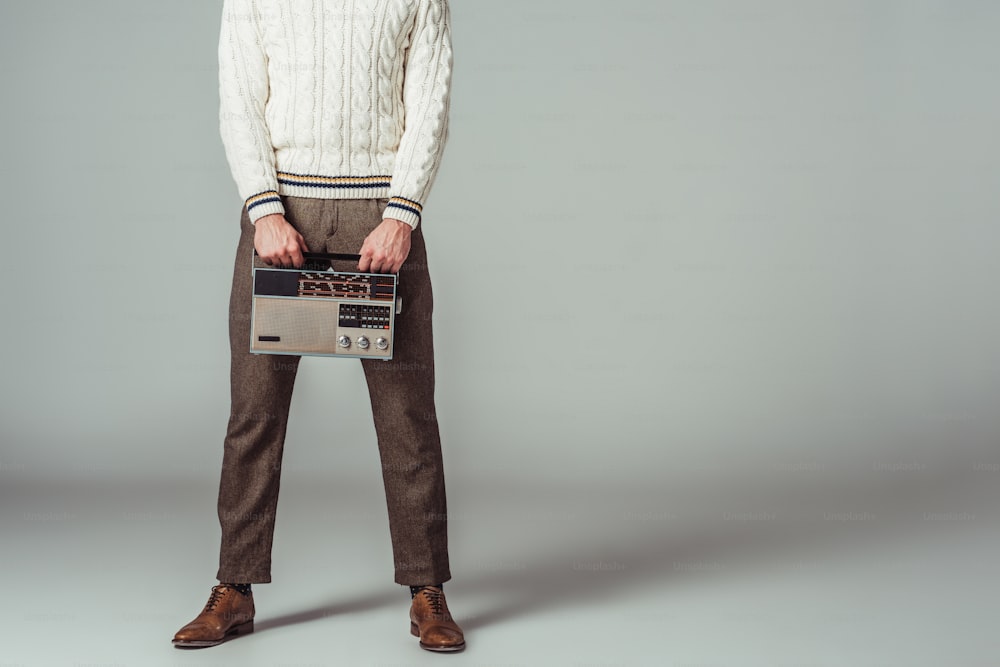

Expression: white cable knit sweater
xmin=219 ymin=0 xmax=452 ymax=228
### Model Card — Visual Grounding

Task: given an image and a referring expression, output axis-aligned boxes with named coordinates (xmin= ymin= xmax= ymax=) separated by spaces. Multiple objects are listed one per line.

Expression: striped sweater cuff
xmin=382 ymin=197 xmax=423 ymax=229
xmin=245 ymin=191 xmax=285 ymax=224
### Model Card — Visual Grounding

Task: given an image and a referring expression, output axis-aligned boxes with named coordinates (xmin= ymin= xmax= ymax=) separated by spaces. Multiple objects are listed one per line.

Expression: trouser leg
xmin=216 ymin=201 xmax=329 ymax=583
xmin=331 ymin=198 xmax=451 ymax=586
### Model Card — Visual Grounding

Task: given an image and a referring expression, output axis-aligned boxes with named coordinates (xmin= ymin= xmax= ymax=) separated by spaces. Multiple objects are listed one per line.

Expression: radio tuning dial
xmin=375 ymin=337 xmax=389 ymax=350
xmin=356 ymin=336 xmax=370 ymax=349
xmin=337 ymin=335 xmax=351 ymax=349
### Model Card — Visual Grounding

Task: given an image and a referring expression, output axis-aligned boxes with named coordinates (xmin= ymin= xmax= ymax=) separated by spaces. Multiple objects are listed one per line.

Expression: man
xmin=172 ymin=0 xmax=463 ymax=652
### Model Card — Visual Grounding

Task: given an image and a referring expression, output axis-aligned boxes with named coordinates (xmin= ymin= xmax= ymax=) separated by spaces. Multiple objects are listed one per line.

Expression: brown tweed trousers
xmin=216 ymin=195 xmax=450 ymax=586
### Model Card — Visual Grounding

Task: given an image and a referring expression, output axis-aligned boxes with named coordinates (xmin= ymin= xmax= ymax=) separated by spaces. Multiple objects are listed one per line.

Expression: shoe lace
xmin=420 ymin=587 xmax=445 ymax=615
xmin=202 ymin=585 xmax=228 ymax=613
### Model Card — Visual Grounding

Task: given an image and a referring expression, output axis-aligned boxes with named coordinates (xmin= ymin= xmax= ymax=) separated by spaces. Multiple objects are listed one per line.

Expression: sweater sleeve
xmin=219 ymin=0 xmax=284 ymax=223
xmin=383 ymin=0 xmax=453 ymax=229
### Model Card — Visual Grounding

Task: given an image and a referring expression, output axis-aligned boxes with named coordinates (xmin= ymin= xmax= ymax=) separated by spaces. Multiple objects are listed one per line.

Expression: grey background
xmin=1 ymin=0 xmax=998 ymax=665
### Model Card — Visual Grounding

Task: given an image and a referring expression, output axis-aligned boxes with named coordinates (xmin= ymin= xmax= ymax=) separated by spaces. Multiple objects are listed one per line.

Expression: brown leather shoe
xmin=172 ymin=584 xmax=255 ymax=648
xmin=409 ymin=586 xmax=466 ymax=652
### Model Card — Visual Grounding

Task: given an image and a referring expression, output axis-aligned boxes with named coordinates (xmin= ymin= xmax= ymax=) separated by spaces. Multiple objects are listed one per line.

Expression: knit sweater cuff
xmin=246 ymin=191 xmax=285 ymax=224
xmin=382 ymin=197 xmax=423 ymax=229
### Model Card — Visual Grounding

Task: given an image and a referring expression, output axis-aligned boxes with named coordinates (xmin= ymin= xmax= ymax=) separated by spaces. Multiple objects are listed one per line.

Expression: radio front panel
xmin=250 ymin=264 xmax=398 ymax=360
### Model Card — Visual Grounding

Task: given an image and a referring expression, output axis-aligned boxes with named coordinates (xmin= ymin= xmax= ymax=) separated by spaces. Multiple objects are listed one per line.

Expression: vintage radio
xmin=250 ymin=252 xmax=399 ymax=360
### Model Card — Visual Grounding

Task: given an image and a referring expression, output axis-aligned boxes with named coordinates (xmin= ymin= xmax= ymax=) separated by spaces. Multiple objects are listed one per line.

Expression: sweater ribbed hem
xmin=276 ymin=171 xmax=392 ymax=200
xmin=246 ymin=191 xmax=285 ymax=224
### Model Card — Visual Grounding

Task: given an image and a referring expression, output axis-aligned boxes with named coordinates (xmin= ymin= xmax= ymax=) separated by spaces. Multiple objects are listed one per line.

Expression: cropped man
xmin=172 ymin=0 xmax=463 ymax=652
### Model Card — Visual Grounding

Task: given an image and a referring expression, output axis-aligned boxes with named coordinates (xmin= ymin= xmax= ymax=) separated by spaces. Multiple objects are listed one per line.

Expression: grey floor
xmin=3 ymin=460 xmax=997 ymax=666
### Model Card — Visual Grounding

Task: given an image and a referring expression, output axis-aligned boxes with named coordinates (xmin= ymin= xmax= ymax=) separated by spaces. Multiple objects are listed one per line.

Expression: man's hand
xmin=359 ymin=218 xmax=412 ymax=274
xmin=254 ymin=213 xmax=309 ymax=268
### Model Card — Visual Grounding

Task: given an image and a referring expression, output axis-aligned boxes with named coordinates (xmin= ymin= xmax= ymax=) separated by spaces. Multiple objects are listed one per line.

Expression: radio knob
xmin=375 ymin=337 xmax=389 ymax=350
xmin=356 ymin=336 xmax=370 ymax=349
xmin=337 ymin=335 xmax=351 ymax=349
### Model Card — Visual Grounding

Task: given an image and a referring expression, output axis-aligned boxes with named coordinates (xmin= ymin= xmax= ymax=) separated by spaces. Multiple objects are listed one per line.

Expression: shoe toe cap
xmin=422 ymin=625 xmax=464 ymax=647
xmin=173 ymin=621 xmax=219 ymax=643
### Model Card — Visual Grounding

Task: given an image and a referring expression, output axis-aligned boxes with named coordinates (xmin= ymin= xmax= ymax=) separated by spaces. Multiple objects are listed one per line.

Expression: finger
xmin=371 ymin=254 xmax=388 ymax=274
xmin=290 ymin=245 xmax=305 ymax=268
xmin=358 ymin=253 xmax=372 ymax=273
xmin=253 ymin=243 xmax=268 ymax=265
